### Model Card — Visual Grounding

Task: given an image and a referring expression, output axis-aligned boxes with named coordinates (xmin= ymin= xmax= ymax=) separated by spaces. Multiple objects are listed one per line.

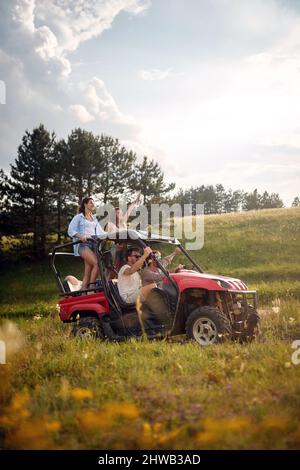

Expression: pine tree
xmin=0 ymin=169 xmax=13 ymax=235
xmin=51 ymin=139 xmax=75 ymax=243
xmin=260 ymin=191 xmax=284 ymax=209
xmin=97 ymin=135 xmax=136 ymax=204
xmin=9 ymin=124 xmax=56 ymax=256
xmin=242 ymin=189 xmax=261 ymax=211
xmin=66 ymin=128 xmax=104 ymax=205
xmin=129 ymin=156 xmax=175 ymax=205
xmin=0 ymin=169 xmax=9 ymax=211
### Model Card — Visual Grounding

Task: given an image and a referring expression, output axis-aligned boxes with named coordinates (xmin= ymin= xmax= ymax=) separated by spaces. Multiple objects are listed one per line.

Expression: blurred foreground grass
xmin=0 ymin=298 xmax=300 ymax=450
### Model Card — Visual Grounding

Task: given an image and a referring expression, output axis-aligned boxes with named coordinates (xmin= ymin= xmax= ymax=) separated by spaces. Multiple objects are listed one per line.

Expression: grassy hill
xmin=1 ymin=207 xmax=299 ymax=318
xmin=179 ymin=207 xmax=300 ymax=302
xmin=0 ymin=207 xmax=300 ymax=450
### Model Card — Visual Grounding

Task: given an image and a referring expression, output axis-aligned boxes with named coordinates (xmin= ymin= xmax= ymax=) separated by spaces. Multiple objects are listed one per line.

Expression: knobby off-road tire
xmin=238 ymin=305 xmax=260 ymax=343
xmin=72 ymin=317 xmax=104 ymax=340
xmin=186 ymin=306 xmax=232 ymax=346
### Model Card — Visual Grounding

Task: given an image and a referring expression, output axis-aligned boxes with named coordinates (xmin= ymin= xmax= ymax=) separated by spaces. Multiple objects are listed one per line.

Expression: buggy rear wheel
xmin=186 ymin=306 xmax=232 ymax=346
xmin=72 ymin=317 xmax=104 ymax=340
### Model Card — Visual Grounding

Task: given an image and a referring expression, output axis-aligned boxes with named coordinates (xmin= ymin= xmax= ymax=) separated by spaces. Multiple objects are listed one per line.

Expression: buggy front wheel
xmin=186 ymin=306 xmax=232 ymax=346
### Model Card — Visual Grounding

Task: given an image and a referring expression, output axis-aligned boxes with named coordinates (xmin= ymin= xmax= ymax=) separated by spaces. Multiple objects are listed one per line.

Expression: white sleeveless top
xmin=84 ymin=218 xmax=97 ymax=237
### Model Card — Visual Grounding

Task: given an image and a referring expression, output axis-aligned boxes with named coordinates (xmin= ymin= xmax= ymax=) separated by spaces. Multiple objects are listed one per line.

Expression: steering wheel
xmin=174 ymin=265 xmax=186 ymax=273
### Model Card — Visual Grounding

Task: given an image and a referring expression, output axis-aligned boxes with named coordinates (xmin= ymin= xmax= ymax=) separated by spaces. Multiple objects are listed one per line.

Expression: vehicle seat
xmin=141 ymin=287 xmax=172 ymax=328
xmin=108 ymin=280 xmax=136 ymax=312
xmin=63 ymin=277 xmax=82 ymax=293
xmin=62 ymin=277 xmax=103 ymax=295
xmin=162 ymin=283 xmax=178 ymax=313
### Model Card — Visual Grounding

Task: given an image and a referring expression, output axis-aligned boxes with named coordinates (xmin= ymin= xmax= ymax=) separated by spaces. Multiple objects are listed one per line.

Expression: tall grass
xmin=0 ymin=207 xmax=300 ymax=449
xmin=176 ymin=207 xmax=300 ymax=302
xmin=1 ymin=298 xmax=300 ymax=449
xmin=1 ymin=207 xmax=300 ymax=317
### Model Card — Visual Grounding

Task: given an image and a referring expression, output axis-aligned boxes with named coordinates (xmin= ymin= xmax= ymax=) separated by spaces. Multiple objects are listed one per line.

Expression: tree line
xmin=170 ymin=185 xmax=287 ymax=214
xmin=0 ymin=125 xmax=174 ymax=256
xmin=0 ymin=124 xmax=299 ymax=257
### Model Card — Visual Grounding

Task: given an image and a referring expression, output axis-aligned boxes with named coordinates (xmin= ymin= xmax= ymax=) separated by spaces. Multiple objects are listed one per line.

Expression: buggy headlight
xmin=216 ymin=280 xmax=231 ymax=289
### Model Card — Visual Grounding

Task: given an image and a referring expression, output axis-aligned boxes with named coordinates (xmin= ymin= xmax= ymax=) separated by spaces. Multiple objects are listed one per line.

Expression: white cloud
xmin=1 ymin=0 xmax=300 ymax=206
xmin=0 ymin=0 xmax=150 ymax=168
xmin=124 ymin=0 xmax=151 ymax=15
xmin=12 ymin=0 xmax=35 ymax=32
xmin=134 ymin=1 xmax=300 ymax=203
xmin=69 ymin=104 xmax=94 ymax=123
xmin=0 ymin=80 xmax=6 ymax=104
xmin=34 ymin=0 xmax=151 ymax=52
xmin=83 ymin=77 xmax=136 ymax=125
xmin=139 ymin=68 xmax=172 ymax=81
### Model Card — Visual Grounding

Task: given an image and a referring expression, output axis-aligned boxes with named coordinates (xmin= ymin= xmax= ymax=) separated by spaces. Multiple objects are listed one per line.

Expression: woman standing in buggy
xmin=68 ymin=196 xmax=106 ymax=290
xmin=104 ymin=191 xmax=142 ymax=274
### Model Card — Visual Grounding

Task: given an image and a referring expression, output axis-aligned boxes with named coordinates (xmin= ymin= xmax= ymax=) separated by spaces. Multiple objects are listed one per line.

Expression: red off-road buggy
xmin=51 ymin=230 xmax=260 ymax=345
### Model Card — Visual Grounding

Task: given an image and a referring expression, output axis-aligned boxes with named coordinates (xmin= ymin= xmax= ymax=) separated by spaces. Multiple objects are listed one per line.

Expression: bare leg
xmin=80 ymin=248 xmax=99 ymax=288
xmin=65 ymin=275 xmax=79 ymax=285
xmin=89 ymin=253 xmax=100 ymax=285
xmin=65 ymin=275 xmax=82 ymax=291
xmin=82 ymin=259 xmax=92 ymax=289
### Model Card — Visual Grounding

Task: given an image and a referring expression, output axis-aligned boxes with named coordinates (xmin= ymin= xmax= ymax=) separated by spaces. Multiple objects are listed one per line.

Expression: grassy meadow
xmin=0 ymin=207 xmax=300 ymax=449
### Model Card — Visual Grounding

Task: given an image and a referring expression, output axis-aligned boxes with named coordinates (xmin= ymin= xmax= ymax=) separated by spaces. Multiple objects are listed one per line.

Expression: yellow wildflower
xmin=45 ymin=420 xmax=61 ymax=432
xmin=70 ymin=388 xmax=94 ymax=401
xmin=158 ymin=429 xmax=179 ymax=445
xmin=58 ymin=378 xmax=70 ymax=399
xmin=5 ymin=420 xmax=53 ymax=450
xmin=9 ymin=390 xmax=30 ymax=413
xmin=196 ymin=431 xmax=219 ymax=445
xmin=77 ymin=402 xmax=139 ymax=432
xmin=225 ymin=417 xmax=251 ymax=432
xmin=260 ymin=416 xmax=290 ymax=431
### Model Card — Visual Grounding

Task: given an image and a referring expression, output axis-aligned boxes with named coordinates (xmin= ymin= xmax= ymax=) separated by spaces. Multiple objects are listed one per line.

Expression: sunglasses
xmin=131 ymin=254 xmax=141 ymax=259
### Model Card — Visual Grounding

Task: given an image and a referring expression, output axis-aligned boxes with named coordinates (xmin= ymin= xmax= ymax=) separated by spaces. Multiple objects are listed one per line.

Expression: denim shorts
xmin=78 ymin=240 xmax=96 ymax=256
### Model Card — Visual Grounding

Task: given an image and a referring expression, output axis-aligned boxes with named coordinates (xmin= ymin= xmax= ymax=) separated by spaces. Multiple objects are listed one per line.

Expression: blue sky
xmin=1 ymin=0 xmax=300 ymax=204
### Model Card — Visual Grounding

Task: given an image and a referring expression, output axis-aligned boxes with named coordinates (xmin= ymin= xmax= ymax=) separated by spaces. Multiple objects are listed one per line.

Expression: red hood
xmin=169 ymin=270 xmax=249 ymax=291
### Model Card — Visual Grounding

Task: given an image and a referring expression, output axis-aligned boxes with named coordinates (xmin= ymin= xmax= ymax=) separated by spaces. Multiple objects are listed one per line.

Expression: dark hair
xmin=147 ymin=250 xmax=160 ymax=265
xmin=78 ymin=196 xmax=93 ymax=215
xmin=105 ymin=207 xmax=121 ymax=226
xmin=126 ymin=247 xmax=141 ymax=260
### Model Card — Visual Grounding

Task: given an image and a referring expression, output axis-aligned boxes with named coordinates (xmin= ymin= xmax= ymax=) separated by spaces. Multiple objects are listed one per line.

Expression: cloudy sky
xmin=1 ymin=0 xmax=300 ymax=204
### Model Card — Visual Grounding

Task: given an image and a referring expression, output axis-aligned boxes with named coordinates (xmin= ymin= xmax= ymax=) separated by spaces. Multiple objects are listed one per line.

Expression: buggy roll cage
xmin=49 ymin=238 xmax=106 ymax=296
xmin=97 ymin=232 xmax=180 ymax=316
xmin=49 ymin=230 xmax=204 ymax=299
